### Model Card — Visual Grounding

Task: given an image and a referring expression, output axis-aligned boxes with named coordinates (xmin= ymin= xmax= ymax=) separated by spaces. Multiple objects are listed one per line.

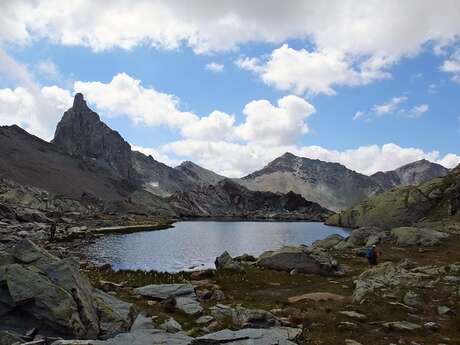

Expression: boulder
xmin=0 ymin=240 xmax=137 ymax=339
xmin=160 ymin=318 xmax=183 ymax=333
xmin=256 ymin=246 xmax=341 ymax=276
xmin=215 ymin=251 xmax=244 ymax=271
xmin=15 ymin=208 xmax=50 ymax=223
xmin=192 ymin=327 xmax=300 ymax=345
xmin=288 ymin=292 xmax=345 ymax=303
xmin=175 ymin=296 xmax=203 ymax=315
xmin=391 ymin=227 xmax=449 ymax=246
xmin=231 ymin=307 xmax=280 ymax=328
xmin=312 ymin=234 xmax=344 ymax=249
xmin=347 ymin=227 xmax=386 ymax=247
xmin=133 ymin=284 xmax=195 ymax=300
xmin=93 ymin=289 xmax=137 ymax=338
xmin=353 ymin=261 xmax=434 ymax=302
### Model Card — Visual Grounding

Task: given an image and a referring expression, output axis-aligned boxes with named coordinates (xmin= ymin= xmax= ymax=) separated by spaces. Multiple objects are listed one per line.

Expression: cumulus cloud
xmin=236 ymin=95 xmax=315 ymax=145
xmin=205 ymin=62 xmax=224 ymax=73
xmin=237 ymin=44 xmax=392 ymax=95
xmin=181 ymin=110 xmax=236 ymax=141
xmin=35 ymin=60 xmax=61 ymax=81
xmin=164 ymin=140 xmax=460 ymax=177
xmin=74 ymin=73 xmax=199 ymax=128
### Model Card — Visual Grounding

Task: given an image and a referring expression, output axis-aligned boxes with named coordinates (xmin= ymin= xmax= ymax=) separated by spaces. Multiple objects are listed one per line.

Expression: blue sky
xmin=0 ymin=1 xmax=459 ymax=176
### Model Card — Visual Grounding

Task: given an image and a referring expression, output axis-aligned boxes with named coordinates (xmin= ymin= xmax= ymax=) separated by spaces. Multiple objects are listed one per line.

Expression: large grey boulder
xmin=134 ymin=284 xmax=195 ymax=300
xmin=347 ymin=227 xmax=386 ymax=247
xmin=175 ymin=296 xmax=204 ymax=315
xmin=0 ymin=240 xmax=137 ymax=339
xmin=391 ymin=227 xmax=449 ymax=246
xmin=257 ymin=246 xmax=341 ymax=276
xmin=312 ymin=234 xmax=344 ymax=249
xmin=93 ymin=289 xmax=137 ymax=338
xmin=215 ymin=251 xmax=244 ymax=271
xmin=192 ymin=327 xmax=300 ymax=345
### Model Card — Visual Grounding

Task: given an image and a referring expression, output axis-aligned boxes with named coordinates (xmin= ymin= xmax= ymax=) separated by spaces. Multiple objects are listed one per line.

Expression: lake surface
xmin=84 ymin=221 xmax=349 ymax=272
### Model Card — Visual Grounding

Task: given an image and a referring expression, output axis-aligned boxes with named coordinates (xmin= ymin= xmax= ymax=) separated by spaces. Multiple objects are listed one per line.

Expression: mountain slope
xmin=168 ymin=179 xmax=332 ymax=220
xmin=0 ymin=124 xmax=132 ymax=202
xmin=175 ymin=161 xmax=226 ymax=186
xmin=370 ymin=159 xmax=449 ymax=189
xmin=240 ymin=152 xmax=383 ymax=211
xmin=326 ymin=165 xmax=460 ymax=230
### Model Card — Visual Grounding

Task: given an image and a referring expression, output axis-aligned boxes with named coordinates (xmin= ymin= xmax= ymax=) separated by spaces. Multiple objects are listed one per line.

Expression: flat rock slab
xmin=383 ymin=321 xmax=422 ymax=331
xmin=176 ymin=296 xmax=203 ymax=315
xmin=134 ymin=284 xmax=195 ymax=299
xmin=193 ymin=327 xmax=300 ymax=345
xmin=288 ymin=292 xmax=345 ymax=303
xmin=339 ymin=311 xmax=367 ymax=320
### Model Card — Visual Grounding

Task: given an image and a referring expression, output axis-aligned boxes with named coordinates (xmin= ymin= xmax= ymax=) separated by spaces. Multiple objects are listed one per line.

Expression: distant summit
xmin=371 ymin=159 xmax=449 ymax=189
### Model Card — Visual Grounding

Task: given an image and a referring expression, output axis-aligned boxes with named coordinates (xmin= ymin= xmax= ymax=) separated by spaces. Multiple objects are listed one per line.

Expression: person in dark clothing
xmin=49 ymin=222 xmax=57 ymax=241
xmin=366 ymin=245 xmax=381 ymax=267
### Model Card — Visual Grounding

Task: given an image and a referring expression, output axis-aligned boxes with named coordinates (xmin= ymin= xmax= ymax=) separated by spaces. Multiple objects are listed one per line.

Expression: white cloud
xmin=440 ymin=50 xmax=460 ymax=83
xmin=2 ymin=1 xmax=460 ymax=57
xmin=164 ymin=140 xmax=460 ymax=177
xmin=406 ymin=104 xmax=429 ymax=118
xmin=0 ymin=86 xmax=72 ymax=140
xmin=237 ymin=44 xmax=392 ymax=95
xmin=236 ymin=95 xmax=315 ymax=145
xmin=205 ymin=62 xmax=224 ymax=73
xmin=181 ymin=110 xmax=236 ymax=141
xmin=74 ymin=73 xmax=199 ymax=128
xmin=353 ymin=111 xmax=365 ymax=121
xmin=372 ymin=96 xmax=407 ymax=115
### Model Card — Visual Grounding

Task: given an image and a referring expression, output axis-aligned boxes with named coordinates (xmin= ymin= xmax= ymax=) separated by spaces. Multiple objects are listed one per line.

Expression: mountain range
xmin=0 ymin=93 xmax=450 ymax=217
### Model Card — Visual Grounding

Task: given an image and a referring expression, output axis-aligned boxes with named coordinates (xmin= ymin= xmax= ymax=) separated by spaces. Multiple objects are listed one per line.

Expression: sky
xmin=0 ymin=1 xmax=460 ymax=177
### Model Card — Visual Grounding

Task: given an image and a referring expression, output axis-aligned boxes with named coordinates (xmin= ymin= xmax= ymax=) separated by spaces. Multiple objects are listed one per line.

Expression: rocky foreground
xmin=0 ymin=218 xmax=459 ymax=345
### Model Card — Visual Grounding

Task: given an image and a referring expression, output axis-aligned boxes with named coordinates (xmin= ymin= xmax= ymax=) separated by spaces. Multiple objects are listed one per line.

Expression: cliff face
xmin=53 ymin=93 xmax=134 ymax=181
xmin=168 ymin=179 xmax=333 ymax=220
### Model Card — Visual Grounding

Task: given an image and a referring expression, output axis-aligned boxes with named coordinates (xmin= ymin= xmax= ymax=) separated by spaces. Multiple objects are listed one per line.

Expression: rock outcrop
xmin=168 ymin=179 xmax=333 ymax=220
xmin=0 ymin=240 xmax=136 ymax=339
xmin=256 ymin=245 xmax=342 ymax=276
xmin=53 ymin=93 xmax=134 ymax=181
xmin=326 ymin=164 xmax=460 ymax=229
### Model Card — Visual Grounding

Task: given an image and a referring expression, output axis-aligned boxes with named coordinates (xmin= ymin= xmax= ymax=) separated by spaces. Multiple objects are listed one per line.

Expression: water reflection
xmin=84 ymin=221 xmax=349 ymax=272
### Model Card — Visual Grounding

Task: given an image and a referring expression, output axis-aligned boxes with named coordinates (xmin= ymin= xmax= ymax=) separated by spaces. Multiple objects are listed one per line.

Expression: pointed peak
xmin=73 ymin=93 xmax=87 ymax=109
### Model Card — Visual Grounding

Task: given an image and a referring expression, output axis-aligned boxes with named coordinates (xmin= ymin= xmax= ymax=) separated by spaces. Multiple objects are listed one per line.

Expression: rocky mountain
xmin=53 ymin=93 xmax=135 ymax=181
xmin=370 ymin=159 xmax=449 ymax=189
xmin=240 ymin=152 xmax=383 ymax=211
xmin=168 ymin=179 xmax=333 ymax=220
xmin=326 ymin=164 xmax=460 ymax=229
xmin=0 ymin=124 xmax=133 ymax=203
xmin=175 ymin=161 xmax=226 ymax=186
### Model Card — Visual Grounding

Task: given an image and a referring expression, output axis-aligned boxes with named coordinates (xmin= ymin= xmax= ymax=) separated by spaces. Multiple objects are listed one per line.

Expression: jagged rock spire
xmin=72 ymin=92 xmax=87 ymax=109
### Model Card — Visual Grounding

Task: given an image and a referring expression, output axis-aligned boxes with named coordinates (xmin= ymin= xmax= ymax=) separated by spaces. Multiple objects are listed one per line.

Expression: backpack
xmin=366 ymin=248 xmax=374 ymax=259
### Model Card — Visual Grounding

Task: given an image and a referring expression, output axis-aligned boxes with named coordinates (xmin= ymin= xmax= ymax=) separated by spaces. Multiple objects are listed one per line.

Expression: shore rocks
xmin=0 ymin=239 xmax=136 ymax=339
xmin=256 ymin=246 xmax=342 ymax=276
xmin=391 ymin=227 xmax=449 ymax=246
xmin=215 ymin=251 xmax=244 ymax=271
xmin=312 ymin=234 xmax=344 ymax=249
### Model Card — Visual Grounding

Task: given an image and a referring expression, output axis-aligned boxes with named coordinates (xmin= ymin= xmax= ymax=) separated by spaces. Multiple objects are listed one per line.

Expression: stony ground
xmin=85 ymin=233 xmax=460 ymax=345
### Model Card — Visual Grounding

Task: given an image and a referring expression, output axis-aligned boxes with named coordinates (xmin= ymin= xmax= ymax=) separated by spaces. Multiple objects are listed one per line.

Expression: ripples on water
xmin=84 ymin=221 xmax=350 ymax=272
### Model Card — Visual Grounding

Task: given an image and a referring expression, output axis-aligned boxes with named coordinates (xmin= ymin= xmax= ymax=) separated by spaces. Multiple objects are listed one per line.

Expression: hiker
xmin=49 ymin=222 xmax=57 ymax=241
xmin=366 ymin=245 xmax=381 ymax=267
